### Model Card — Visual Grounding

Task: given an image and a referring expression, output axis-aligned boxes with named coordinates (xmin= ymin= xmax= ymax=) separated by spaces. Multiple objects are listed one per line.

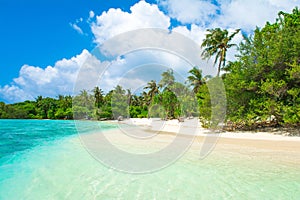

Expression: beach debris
xmin=117 ymin=116 xmax=124 ymax=121
xmin=178 ymin=117 xmax=185 ymax=122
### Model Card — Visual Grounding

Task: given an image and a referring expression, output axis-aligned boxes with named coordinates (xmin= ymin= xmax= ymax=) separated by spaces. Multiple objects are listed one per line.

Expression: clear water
xmin=0 ymin=120 xmax=299 ymax=199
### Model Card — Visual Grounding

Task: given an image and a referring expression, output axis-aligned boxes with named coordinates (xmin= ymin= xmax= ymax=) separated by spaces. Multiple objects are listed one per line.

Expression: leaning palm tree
xmin=201 ymin=28 xmax=240 ymax=77
xmin=187 ymin=66 xmax=204 ymax=94
xmin=144 ymin=80 xmax=159 ymax=105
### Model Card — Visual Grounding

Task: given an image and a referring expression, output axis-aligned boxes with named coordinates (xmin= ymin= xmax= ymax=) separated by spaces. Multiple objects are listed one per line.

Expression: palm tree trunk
xmin=217 ymin=56 xmax=222 ymax=77
xmin=217 ymin=50 xmax=225 ymax=77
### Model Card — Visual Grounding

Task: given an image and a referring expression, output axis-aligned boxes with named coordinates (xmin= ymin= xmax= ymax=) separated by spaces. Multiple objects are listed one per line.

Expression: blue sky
xmin=0 ymin=0 xmax=299 ymax=103
xmin=0 ymin=0 xmax=150 ymax=86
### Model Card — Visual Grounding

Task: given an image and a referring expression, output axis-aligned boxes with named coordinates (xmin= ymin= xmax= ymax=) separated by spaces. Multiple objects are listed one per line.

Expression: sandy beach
xmin=113 ymin=118 xmax=300 ymax=141
xmin=80 ymin=118 xmax=300 ymax=167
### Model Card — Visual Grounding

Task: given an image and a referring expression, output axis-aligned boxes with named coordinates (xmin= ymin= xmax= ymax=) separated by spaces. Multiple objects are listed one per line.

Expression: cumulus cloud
xmin=158 ymin=0 xmax=300 ymax=31
xmin=0 ymin=50 xmax=91 ymax=102
xmin=172 ymin=0 xmax=299 ymax=31
xmin=214 ymin=0 xmax=278 ymax=31
xmin=91 ymin=1 xmax=171 ymax=44
xmin=158 ymin=0 xmax=218 ymax=25
xmin=172 ymin=24 xmax=207 ymax=45
xmin=0 ymin=85 xmax=33 ymax=103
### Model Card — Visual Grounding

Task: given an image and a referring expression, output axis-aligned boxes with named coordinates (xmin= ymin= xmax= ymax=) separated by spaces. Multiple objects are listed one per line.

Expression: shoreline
xmin=110 ymin=118 xmax=300 ymax=142
xmin=80 ymin=122 xmax=300 ymax=165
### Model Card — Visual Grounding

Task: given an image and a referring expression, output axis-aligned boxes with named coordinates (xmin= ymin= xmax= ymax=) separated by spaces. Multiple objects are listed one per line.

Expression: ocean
xmin=0 ymin=119 xmax=299 ymax=199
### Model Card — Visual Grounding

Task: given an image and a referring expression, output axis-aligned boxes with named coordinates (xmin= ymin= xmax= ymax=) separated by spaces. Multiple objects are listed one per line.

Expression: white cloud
xmin=267 ymin=0 xmax=300 ymax=11
xmin=0 ymin=85 xmax=33 ymax=103
xmin=214 ymin=0 xmax=274 ymax=31
xmin=91 ymin=1 xmax=171 ymax=44
xmin=158 ymin=0 xmax=218 ymax=25
xmin=212 ymin=0 xmax=300 ymax=31
xmin=0 ymin=50 xmax=91 ymax=102
xmin=172 ymin=24 xmax=207 ymax=45
xmin=89 ymin=10 xmax=95 ymax=19
xmin=70 ymin=23 xmax=84 ymax=34
xmin=158 ymin=0 xmax=300 ymax=31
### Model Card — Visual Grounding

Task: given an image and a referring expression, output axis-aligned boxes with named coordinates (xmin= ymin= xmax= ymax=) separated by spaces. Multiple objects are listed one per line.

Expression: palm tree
xmin=93 ymin=86 xmax=104 ymax=108
xmin=126 ymin=89 xmax=132 ymax=106
xmin=159 ymin=69 xmax=175 ymax=89
xmin=111 ymin=85 xmax=127 ymax=119
xmin=144 ymin=80 xmax=159 ymax=105
xmin=201 ymin=28 xmax=240 ymax=77
xmin=187 ymin=67 xmax=204 ymax=93
xmin=141 ymin=91 xmax=149 ymax=107
xmin=130 ymin=94 xmax=140 ymax=106
xmin=79 ymin=89 xmax=91 ymax=108
xmin=114 ymin=85 xmax=126 ymax=95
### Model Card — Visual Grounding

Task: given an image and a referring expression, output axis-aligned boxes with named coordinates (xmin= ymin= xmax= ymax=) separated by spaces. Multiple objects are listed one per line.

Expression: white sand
xmin=83 ymin=118 xmax=300 ymax=165
xmin=115 ymin=118 xmax=300 ymax=142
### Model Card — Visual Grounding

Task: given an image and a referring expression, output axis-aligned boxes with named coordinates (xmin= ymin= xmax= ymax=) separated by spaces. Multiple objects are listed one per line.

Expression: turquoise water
xmin=0 ymin=120 xmax=299 ymax=199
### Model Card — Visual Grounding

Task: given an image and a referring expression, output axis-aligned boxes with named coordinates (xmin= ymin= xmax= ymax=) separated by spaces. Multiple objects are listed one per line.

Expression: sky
xmin=0 ymin=0 xmax=299 ymax=103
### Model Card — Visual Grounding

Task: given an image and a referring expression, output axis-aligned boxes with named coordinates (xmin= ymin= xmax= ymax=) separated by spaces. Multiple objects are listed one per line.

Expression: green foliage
xmin=187 ymin=66 xmax=204 ymax=93
xmin=0 ymin=96 xmax=74 ymax=120
xmin=197 ymin=83 xmax=211 ymax=126
xmin=224 ymin=7 xmax=300 ymax=127
xmin=159 ymin=88 xmax=180 ymax=119
xmin=196 ymin=77 xmax=226 ymax=128
xmin=111 ymin=85 xmax=129 ymax=119
xmin=93 ymin=86 xmax=104 ymax=108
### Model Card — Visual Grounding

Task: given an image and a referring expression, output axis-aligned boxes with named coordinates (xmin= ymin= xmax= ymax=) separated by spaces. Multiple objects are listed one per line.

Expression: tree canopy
xmin=224 ymin=7 xmax=300 ymax=128
xmin=201 ymin=28 xmax=240 ymax=76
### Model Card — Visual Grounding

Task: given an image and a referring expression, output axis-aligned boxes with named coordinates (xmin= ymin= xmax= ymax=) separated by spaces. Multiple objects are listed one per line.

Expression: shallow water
xmin=0 ymin=120 xmax=299 ymax=199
